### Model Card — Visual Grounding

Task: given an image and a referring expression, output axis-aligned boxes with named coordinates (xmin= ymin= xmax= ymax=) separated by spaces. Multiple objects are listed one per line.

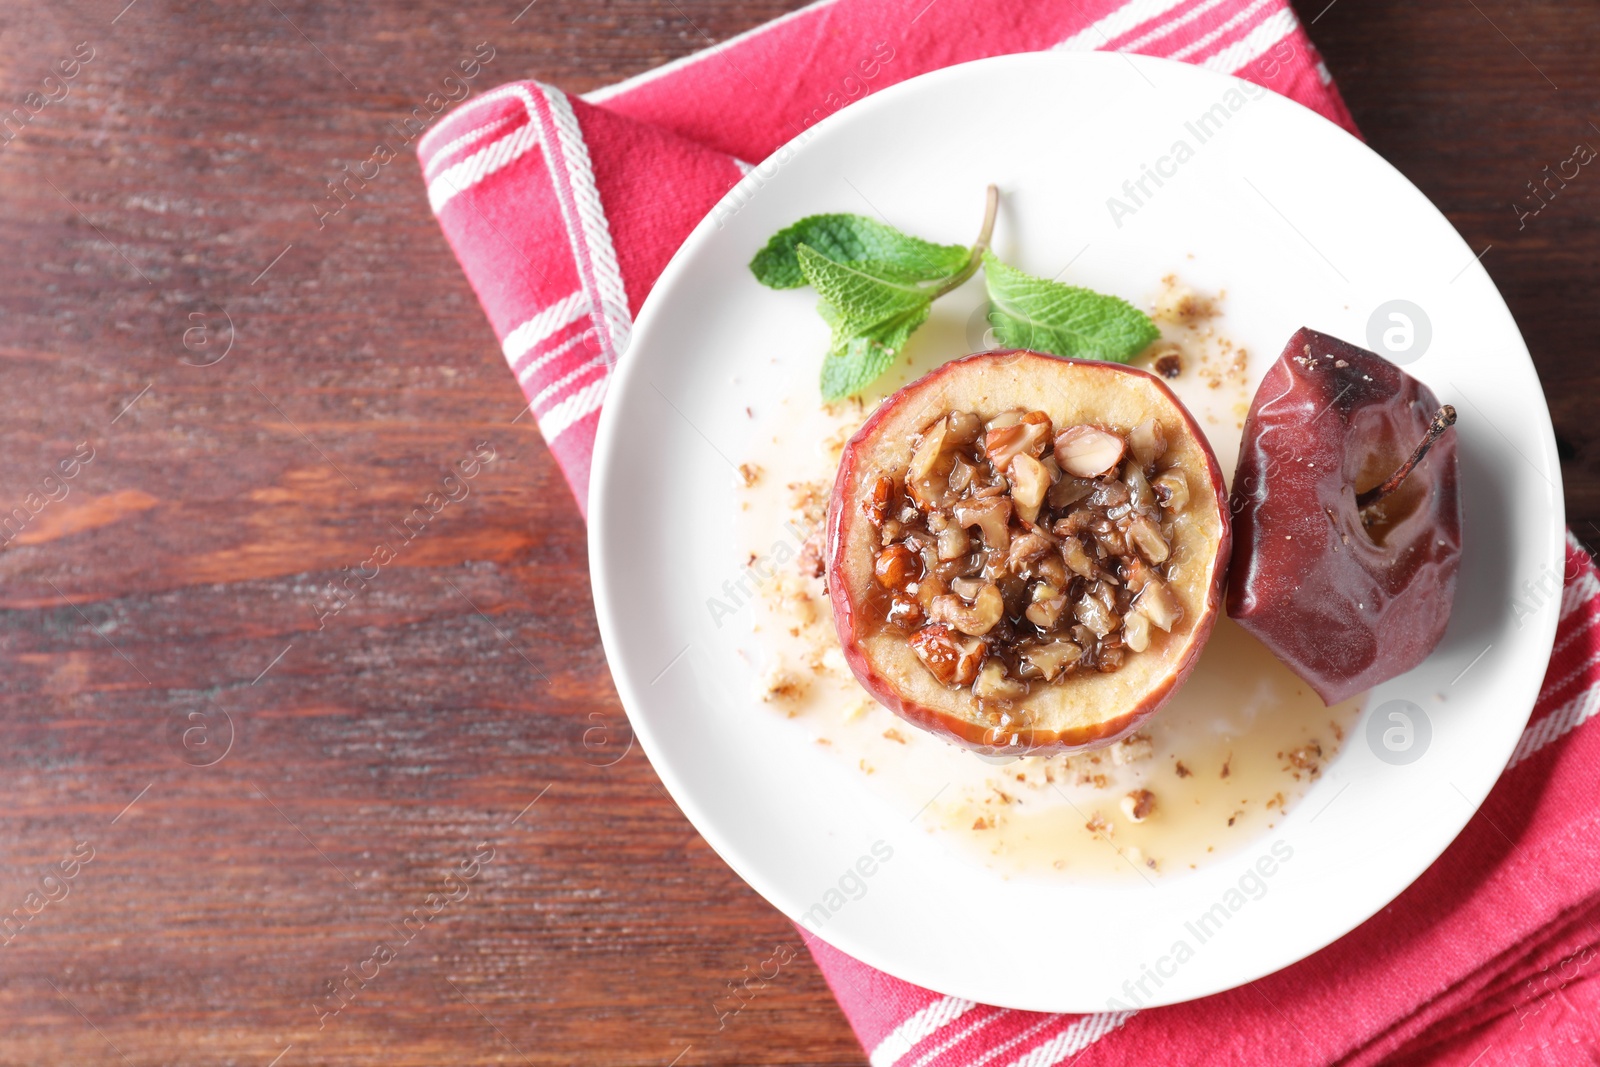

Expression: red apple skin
xmin=1226 ymin=328 xmax=1462 ymax=705
xmin=826 ymin=350 xmax=1232 ymax=756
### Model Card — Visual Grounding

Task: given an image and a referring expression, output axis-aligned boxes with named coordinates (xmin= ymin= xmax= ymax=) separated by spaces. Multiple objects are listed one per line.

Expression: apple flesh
xmin=1226 ymin=328 xmax=1462 ymax=705
xmin=826 ymin=350 xmax=1231 ymax=755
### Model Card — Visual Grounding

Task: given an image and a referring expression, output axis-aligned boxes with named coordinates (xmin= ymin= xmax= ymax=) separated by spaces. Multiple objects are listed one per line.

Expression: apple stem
xmin=1356 ymin=405 xmax=1458 ymax=511
xmin=932 ymin=184 xmax=1000 ymax=300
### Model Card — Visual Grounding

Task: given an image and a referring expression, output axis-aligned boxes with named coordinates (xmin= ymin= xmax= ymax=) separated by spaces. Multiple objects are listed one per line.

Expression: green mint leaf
xmin=818 ymin=303 xmax=930 ymax=403
xmin=982 ymin=251 xmax=1160 ymax=363
xmin=751 ymin=214 xmax=970 ymax=289
xmin=796 ymin=244 xmax=936 ymax=334
xmin=799 ymin=244 xmax=947 ymax=401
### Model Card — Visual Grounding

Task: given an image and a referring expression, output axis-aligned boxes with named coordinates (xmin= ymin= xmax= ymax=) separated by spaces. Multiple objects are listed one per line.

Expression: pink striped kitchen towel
xmin=416 ymin=0 xmax=1352 ymax=515
xmin=417 ymin=1 xmax=1600 ymax=1063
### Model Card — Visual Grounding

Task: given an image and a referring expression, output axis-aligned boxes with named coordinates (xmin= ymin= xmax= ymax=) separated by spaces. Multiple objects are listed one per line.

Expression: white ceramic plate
xmin=588 ymin=53 xmax=1564 ymax=1011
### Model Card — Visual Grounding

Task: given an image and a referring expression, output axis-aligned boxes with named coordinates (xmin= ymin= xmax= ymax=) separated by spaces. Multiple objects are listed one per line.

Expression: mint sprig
xmin=751 ymin=186 xmax=1160 ymax=401
xmin=791 ymin=188 xmax=996 ymax=403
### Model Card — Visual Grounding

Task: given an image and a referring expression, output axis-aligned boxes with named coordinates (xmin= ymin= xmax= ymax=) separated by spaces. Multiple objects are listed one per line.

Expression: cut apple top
xmin=827 ymin=351 xmax=1231 ymax=755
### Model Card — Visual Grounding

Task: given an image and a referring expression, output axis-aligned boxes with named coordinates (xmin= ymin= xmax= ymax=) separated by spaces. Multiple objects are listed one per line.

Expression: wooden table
xmin=0 ymin=1 xmax=1594 ymax=1063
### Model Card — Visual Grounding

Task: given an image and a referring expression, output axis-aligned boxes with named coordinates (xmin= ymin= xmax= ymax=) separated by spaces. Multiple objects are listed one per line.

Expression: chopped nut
xmin=1008 ymin=453 xmax=1051 ymax=524
xmin=1288 ymin=742 xmax=1323 ymax=774
xmin=739 ymin=462 xmax=763 ymax=487
xmin=1007 ymin=530 xmax=1054 ymax=569
xmin=953 ymin=496 xmax=1012 ymax=554
xmin=1122 ymin=609 xmax=1152 ymax=653
xmin=797 ymin=528 xmax=825 ymax=579
xmin=1152 ymin=284 xmax=1215 ymax=324
xmin=1128 ymin=419 xmax=1168 ymax=468
xmin=1153 ymin=347 xmax=1183 ymax=379
xmin=874 ymin=543 xmax=921 ymax=591
xmin=1127 ymin=515 xmax=1170 ymax=564
xmin=949 ymin=576 xmax=985 ymax=599
xmin=1073 ymin=585 xmax=1118 ymax=638
xmin=929 ymin=582 xmax=1004 ymax=636
xmin=947 ymin=456 xmax=976 ymax=496
xmin=1020 ymin=638 xmax=1082 ymax=681
xmin=1060 ymin=535 xmax=1096 ymax=578
xmin=1123 ymin=463 xmax=1155 ymax=510
xmin=1133 ymin=575 xmax=1182 ymax=631
xmin=936 ymin=522 xmax=971 ymax=561
xmin=1121 ymin=789 xmax=1156 ymax=822
xmin=1174 ymin=760 xmax=1192 ymax=778
xmin=909 ymin=418 xmax=950 ymax=483
xmin=788 ymin=479 xmax=829 ymax=525
xmin=946 ymin=410 xmax=982 ymax=445
xmin=761 ymin=669 xmax=807 ymax=705
xmin=1024 ymin=583 xmax=1068 ymax=630
xmin=1151 ymin=469 xmax=1190 ymax=512
xmin=863 ymin=475 xmax=892 ymax=526
xmin=885 ymin=594 xmax=923 ymax=628
xmin=973 ymin=660 xmax=1027 ymax=700
xmin=1047 ymin=474 xmax=1095 ymax=510
xmin=1035 ymin=552 xmax=1069 ymax=588
xmin=1054 ymin=426 xmax=1126 ymax=479
xmin=985 ymin=411 xmax=1052 ymax=469
xmin=907 ymin=624 xmax=984 ymax=686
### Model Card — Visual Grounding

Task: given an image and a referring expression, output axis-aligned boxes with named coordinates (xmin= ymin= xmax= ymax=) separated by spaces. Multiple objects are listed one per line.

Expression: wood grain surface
xmin=0 ymin=1 xmax=1594 ymax=1063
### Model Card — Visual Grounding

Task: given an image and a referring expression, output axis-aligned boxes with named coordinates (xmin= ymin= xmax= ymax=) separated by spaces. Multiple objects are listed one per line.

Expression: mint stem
xmin=930 ymin=184 xmax=999 ymax=300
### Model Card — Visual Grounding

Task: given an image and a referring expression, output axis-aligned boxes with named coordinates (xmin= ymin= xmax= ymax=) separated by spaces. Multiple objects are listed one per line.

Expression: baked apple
xmin=1227 ymin=328 xmax=1461 ymax=705
xmin=826 ymin=350 xmax=1231 ymax=755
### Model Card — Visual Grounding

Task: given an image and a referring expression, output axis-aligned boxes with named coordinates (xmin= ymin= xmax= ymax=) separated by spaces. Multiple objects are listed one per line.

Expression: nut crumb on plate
xmin=1111 ymin=732 xmax=1154 ymax=766
xmin=1122 ymin=788 xmax=1157 ymax=822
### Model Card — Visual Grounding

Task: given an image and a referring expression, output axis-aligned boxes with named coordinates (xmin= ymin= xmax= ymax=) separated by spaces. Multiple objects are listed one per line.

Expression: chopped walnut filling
xmin=863 ymin=408 xmax=1188 ymax=703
